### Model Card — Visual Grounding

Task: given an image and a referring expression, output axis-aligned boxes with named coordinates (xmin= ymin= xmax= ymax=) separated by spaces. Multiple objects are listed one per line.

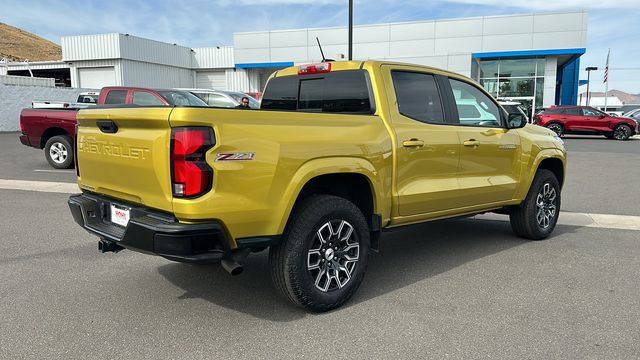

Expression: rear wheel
xmin=613 ymin=124 xmax=632 ymax=140
xmin=44 ymin=135 xmax=74 ymax=169
xmin=269 ymin=195 xmax=369 ymax=312
xmin=546 ymin=123 xmax=564 ymax=137
xmin=509 ymin=169 xmax=561 ymax=240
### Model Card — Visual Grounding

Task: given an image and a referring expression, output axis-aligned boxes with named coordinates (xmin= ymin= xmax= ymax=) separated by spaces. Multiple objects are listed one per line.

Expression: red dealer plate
xmin=110 ymin=204 xmax=130 ymax=227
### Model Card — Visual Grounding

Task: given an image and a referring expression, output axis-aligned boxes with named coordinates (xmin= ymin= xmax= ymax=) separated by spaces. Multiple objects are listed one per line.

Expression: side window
xmin=206 ymin=94 xmax=236 ymax=108
xmin=104 ymin=90 xmax=128 ymax=105
xmin=449 ymin=79 xmax=502 ymax=127
xmin=565 ymin=108 xmax=581 ymax=116
xmin=132 ymin=91 xmax=164 ymax=106
xmin=582 ymin=108 xmax=601 ymax=116
xmin=391 ymin=71 xmax=445 ymax=124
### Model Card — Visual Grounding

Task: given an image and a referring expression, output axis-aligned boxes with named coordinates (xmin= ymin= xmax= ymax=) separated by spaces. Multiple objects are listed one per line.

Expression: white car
xmin=178 ymin=88 xmax=260 ymax=109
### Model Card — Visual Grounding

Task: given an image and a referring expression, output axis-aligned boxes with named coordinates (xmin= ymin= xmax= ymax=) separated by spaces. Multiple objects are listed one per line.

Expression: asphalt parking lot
xmin=1 ymin=131 xmax=639 ymax=359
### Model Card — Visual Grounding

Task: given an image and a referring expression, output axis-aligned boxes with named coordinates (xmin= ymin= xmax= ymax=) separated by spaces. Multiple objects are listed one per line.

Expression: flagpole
xmin=604 ymin=48 xmax=610 ymax=112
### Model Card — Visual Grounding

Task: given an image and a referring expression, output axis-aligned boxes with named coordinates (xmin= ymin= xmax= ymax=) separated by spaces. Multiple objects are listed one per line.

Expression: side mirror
xmin=599 ymin=114 xmax=606 ymax=118
xmin=507 ymin=113 xmax=527 ymax=129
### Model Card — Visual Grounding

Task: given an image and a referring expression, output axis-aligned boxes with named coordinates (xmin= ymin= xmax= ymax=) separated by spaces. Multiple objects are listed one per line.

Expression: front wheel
xmin=509 ymin=169 xmax=561 ymax=240
xmin=613 ymin=124 xmax=632 ymax=140
xmin=44 ymin=135 xmax=74 ymax=169
xmin=269 ymin=195 xmax=370 ymax=312
xmin=546 ymin=123 xmax=564 ymax=137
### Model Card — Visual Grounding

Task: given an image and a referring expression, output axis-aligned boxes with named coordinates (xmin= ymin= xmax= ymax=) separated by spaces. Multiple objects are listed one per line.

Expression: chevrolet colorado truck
xmin=19 ymin=87 xmax=206 ymax=169
xmin=68 ymin=61 xmax=566 ymax=311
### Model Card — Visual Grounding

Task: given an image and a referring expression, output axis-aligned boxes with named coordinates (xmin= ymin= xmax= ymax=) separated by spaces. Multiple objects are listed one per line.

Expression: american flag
xmin=603 ymin=49 xmax=610 ymax=84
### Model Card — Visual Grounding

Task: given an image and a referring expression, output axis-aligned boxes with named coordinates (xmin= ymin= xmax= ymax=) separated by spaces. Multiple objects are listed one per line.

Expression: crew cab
xmin=19 ymin=88 xmax=205 ymax=168
xmin=68 ymin=61 xmax=567 ymax=312
xmin=534 ymin=105 xmax=638 ymax=140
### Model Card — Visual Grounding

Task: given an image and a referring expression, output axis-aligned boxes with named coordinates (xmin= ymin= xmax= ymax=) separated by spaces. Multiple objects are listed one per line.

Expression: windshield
xmin=158 ymin=91 xmax=208 ymax=107
xmin=226 ymin=92 xmax=260 ymax=109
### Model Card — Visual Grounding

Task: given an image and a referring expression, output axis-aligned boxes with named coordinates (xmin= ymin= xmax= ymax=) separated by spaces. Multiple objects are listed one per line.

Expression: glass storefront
xmin=473 ymin=58 xmax=546 ymax=119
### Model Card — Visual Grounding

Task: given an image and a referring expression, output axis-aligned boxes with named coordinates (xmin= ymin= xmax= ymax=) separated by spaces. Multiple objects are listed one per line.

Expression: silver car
xmin=179 ymin=88 xmax=260 ymax=109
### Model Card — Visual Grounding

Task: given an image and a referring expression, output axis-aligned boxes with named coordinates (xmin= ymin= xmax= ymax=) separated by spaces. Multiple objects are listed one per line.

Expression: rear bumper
xmin=19 ymin=134 xmax=32 ymax=147
xmin=68 ymin=193 xmax=230 ymax=264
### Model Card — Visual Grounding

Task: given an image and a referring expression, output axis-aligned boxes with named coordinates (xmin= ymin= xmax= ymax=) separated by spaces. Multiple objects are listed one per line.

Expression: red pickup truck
xmin=19 ymin=87 xmax=206 ymax=168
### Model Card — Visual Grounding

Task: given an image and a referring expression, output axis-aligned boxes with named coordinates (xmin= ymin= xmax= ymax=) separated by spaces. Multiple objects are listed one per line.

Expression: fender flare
xmin=274 ymin=156 xmax=388 ymax=234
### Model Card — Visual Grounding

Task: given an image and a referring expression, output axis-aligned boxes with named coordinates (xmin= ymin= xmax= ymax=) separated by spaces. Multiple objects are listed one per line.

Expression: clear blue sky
xmin=2 ymin=0 xmax=638 ymax=93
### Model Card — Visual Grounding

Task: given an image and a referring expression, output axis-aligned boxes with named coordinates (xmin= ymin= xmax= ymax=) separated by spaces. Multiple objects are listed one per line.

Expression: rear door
xmin=561 ymin=107 xmax=582 ymax=132
xmin=75 ymin=107 xmax=174 ymax=212
xmin=381 ymin=65 xmax=462 ymax=216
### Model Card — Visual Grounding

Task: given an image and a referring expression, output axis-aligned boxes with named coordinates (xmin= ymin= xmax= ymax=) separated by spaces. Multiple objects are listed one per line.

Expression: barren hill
xmin=584 ymin=90 xmax=640 ymax=104
xmin=0 ymin=23 xmax=61 ymax=61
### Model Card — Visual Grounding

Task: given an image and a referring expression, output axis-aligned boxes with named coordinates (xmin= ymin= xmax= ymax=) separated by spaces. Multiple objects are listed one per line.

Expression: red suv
xmin=534 ymin=106 xmax=638 ymax=140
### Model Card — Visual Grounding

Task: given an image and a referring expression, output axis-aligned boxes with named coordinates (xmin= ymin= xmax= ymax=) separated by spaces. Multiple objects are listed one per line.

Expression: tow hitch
xmin=98 ymin=238 xmax=124 ymax=253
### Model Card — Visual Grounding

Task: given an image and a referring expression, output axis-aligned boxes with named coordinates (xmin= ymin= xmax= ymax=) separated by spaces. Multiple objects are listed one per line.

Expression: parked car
xmin=180 ymin=88 xmax=260 ymax=109
xmin=499 ymin=100 xmax=530 ymax=123
xmin=534 ymin=106 xmax=638 ymax=140
xmin=68 ymin=60 xmax=566 ymax=312
xmin=623 ymin=108 xmax=640 ymax=118
xmin=32 ymin=91 xmax=100 ymax=109
xmin=19 ymin=87 xmax=207 ymax=169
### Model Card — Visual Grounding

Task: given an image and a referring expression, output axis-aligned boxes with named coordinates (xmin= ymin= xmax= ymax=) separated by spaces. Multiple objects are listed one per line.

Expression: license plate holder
xmin=110 ymin=204 xmax=130 ymax=227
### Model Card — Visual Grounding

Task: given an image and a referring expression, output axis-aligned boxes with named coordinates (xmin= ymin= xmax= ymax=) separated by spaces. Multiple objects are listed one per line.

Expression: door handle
xmin=96 ymin=120 xmax=118 ymax=133
xmin=463 ymin=139 xmax=480 ymax=147
xmin=402 ymin=139 xmax=424 ymax=148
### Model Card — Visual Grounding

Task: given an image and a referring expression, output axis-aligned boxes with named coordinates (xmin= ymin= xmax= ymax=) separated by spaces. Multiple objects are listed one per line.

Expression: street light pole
xmin=348 ymin=0 xmax=353 ymax=60
xmin=585 ymin=66 xmax=598 ymax=106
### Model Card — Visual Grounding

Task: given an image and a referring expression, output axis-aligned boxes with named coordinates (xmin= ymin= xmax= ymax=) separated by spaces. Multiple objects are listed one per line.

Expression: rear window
xmin=261 ymin=70 xmax=373 ymax=114
xmin=391 ymin=71 xmax=444 ymax=124
xmin=104 ymin=90 xmax=127 ymax=105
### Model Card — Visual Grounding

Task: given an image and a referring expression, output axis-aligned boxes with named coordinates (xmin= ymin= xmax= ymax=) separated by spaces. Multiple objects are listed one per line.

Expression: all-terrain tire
xmin=510 ymin=169 xmax=561 ymax=240
xmin=269 ymin=195 xmax=370 ymax=312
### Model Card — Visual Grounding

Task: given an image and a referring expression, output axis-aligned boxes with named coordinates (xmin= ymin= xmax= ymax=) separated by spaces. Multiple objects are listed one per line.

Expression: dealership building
xmin=2 ymin=11 xmax=587 ymax=115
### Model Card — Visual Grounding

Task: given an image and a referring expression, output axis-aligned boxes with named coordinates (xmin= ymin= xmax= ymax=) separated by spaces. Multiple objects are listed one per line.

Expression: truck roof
xmin=273 ymin=60 xmax=466 ymax=79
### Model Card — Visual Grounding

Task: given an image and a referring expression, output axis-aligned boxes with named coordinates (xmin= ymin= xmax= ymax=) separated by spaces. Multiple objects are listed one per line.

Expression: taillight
xmin=74 ymin=124 xmax=79 ymax=177
xmin=298 ymin=62 xmax=331 ymax=75
xmin=170 ymin=127 xmax=215 ymax=198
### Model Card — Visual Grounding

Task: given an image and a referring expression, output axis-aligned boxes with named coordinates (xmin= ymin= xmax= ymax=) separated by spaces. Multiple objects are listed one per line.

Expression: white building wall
xmin=0 ymin=82 xmax=95 ymax=131
xmin=543 ymin=56 xmax=558 ymax=107
xmin=193 ymin=47 xmax=234 ymax=68
xmin=234 ymin=11 xmax=587 ymax=74
xmin=62 ymin=33 xmax=121 ymax=61
xmin=119 ymin=60 xmax=195 ymax=88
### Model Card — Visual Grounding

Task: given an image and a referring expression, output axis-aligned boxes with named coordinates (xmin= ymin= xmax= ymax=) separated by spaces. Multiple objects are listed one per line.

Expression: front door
xmin=448 ymin=78 xmax=523 ymax=207
xmin=577 ymin=107 xmax=612 ymax=133
xmin=382 ymin=65 xmax=463 ymax=216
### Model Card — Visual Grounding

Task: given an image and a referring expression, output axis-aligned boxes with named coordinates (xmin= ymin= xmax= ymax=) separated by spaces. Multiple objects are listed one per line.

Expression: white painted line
xmin=474 ymin=212 xmax=640 ymax=231
xmin=33 ymin=169 xmax=74 ymax=173
xmin=0 ymin=179 xmax=79 ymax=194
xmin=1 ymin=178 xmax=639 ymax=231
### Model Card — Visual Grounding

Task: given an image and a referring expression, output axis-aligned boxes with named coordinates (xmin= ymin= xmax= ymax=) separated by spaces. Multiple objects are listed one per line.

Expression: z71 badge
xmin=215 ymin=152 xmax=255 ymax=162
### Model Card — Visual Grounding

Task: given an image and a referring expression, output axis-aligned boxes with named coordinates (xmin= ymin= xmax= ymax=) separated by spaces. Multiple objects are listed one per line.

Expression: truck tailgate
xmin=76 ymin=107 xmax=174 ymax=213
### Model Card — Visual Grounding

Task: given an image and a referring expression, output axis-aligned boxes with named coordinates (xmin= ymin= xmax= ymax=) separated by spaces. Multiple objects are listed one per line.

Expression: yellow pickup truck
xmin=68 ymin=61 xmax=566 ymax=311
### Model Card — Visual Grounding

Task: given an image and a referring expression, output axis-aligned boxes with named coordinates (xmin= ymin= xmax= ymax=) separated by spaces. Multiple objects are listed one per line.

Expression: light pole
xmin=585 ymin=66 xmax=598 ymax=106
xmin=348 ymin=0 xmax=353 ymax=60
